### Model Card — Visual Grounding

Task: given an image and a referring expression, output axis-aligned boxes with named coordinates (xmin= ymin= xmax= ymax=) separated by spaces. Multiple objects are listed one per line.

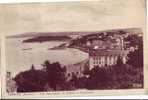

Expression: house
xmin=88 ymin=33 xmax=129 ymax=69
xmin=86 ymin=34 xmax=125 ymax=50
xmin=88 ymin=49 xmax=129 ymax=70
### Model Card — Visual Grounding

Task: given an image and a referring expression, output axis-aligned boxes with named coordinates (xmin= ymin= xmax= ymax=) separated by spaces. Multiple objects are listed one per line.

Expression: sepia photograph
xmin=0 ymin=0 xmax=147 ymax=98
xmin=6 ymin=28 xmax=144 ymax=93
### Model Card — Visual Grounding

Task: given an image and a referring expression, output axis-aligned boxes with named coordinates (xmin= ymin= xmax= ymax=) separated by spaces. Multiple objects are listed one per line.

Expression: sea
xmin=6 ymin=37 xmax=88 ymax=77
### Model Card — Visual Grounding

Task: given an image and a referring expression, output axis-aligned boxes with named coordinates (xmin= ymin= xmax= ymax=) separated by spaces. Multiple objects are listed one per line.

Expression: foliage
xmin=43 ymin=60 xmax=66 ymax=90
xmin=14 ymin=61 xmax=67 ymax=92
xmin=14 ymin=52 xmax=143 ymax=92
xmin=14 ymin=65 xmax=47 ymax=92
xmin=127 ymin=49 xmax=143 ymax=68
xmin=85 ymin=67 xmax=113 ymax=89
xmin=83 ymin=56 xmax=143 ymax=89
xmin=124 ymin=34 xmax=143 ymax=47
xmin=127 ymin=34 xmax=143 ymax=68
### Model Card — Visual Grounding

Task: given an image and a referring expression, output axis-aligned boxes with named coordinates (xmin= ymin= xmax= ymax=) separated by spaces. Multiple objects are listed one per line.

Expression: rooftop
xmin=89 ymin=49 xmax=129 ymax=56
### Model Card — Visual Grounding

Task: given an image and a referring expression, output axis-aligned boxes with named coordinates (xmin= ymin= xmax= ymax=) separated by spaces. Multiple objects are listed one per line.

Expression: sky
xmin=0 ymin=0 xmax=146 ymax=36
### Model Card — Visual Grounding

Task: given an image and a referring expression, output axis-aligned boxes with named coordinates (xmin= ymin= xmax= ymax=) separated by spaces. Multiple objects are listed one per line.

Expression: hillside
xmin=68 ymin=28 xmax=143 ymax=50
xmin=23 ymin=36 xmax=71 ymax=43
xmin=7 ymin=27 xmax=142 ymax=38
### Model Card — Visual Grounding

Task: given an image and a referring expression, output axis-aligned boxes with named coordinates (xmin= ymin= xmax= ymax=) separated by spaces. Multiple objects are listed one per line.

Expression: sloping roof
xmin=89 ymin=50 xmax=129 ymax=56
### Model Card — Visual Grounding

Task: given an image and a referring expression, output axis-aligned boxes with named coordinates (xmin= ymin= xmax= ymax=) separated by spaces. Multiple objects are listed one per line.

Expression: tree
xmin=43 ymin=60 xmax=67 ymax=90
xmin=85 ymin=67 xmax=113 ymax=89
xmin=116 ymin=56 xmax=124 ymax=66
xmin=14 ymin=66 xmax=47 ymax=92
xmin=14 ymin=60 xmax=67 ymax=92
xmin=124 ymin=34 xmax=143 ymax=48
xmin=70 ymin=72 xmax=78 ymax=88
xmin=127 ymin=34 xmax=143 ymax=68
xmin=127 ymin=47 xmax=143 ymax=68
xmin=31 ymin=64 xmax=35 ymax=71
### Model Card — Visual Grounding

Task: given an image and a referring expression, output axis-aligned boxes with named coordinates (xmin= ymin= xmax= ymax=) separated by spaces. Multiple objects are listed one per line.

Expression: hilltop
xmin=6 ymin=28 xmax=142 ymax=38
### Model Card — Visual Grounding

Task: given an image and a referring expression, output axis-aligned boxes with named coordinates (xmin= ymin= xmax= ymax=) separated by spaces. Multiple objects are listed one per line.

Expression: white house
xmin=89 ymin=50 xmax=129 ymax=70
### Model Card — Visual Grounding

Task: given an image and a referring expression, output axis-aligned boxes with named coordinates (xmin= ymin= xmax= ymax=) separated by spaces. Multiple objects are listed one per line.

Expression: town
xmin=7 ymin=28 xmax=143 ymax=92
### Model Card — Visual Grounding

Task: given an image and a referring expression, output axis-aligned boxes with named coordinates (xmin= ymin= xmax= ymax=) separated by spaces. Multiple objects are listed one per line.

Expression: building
xmin=88 ymin=34 xmax=129 ymax=70
xmin=86 ymin=34 xmax=125 ymax=50
xmin=89 ymin=50 xmax=129 ymax=70
xmin=67 ymin=32 xmax=130 ymax=76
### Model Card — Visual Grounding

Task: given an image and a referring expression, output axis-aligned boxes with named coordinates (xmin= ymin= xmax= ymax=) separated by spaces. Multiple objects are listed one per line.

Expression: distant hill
xmin=23 ymin=36 xmax=71 ymax=43
xmin=7 ymin=27 xmax=142 ymax=38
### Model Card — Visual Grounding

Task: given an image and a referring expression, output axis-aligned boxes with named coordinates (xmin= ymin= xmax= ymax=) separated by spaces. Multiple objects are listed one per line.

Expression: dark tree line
xmin=82 ymin=56 xmax=143 ymax=90
xmin=14 ymin=56 xmax=143 ymax=92
xmin=14 ymin=61 xmax=67 ymax=92
xmin=125 ymin=34 xmax=143 ymax=67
